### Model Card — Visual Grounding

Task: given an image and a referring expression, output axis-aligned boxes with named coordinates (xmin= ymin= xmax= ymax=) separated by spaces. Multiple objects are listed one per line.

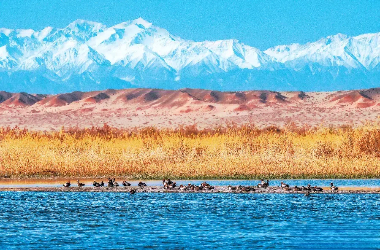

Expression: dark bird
xmin=100 ymin=181 xmax=104 ymax=187
xmin=293 ymin=186 xmax=301 ymax=191
xmin=63 ymin=181 xmax=71 ymax=187
xmin=122 ymin=181 xmax=131 ymax=186
xmin=130 ymin=189 xmax=136 ymax=194
xmin=138 ymin=182 xmax=147 ymax=188
xmin=77 ymin=180 xmax=85 ymax=187
xmin=110 ymin=178 xmax=119 ymax=187
xmin=257 ymin=179 xmax=269 ymax=188
xmin=108 ymin=178 xmax=114 ymax=187
xmin=188 ymin=183 xmax=195 ymax=190
xmin=281 ymin=182 xmax=290 ymax=188
xmin=330 ymin=183 xmax=338 ymax=192
xmin=163 ymin=179 xmax=177 ymax=189
xmin=93 ymin=181 xmax=100 ymax=187
xmin=201 ymin=182 xmax=214 ymax=190
xmin=238 ymin=186 xmax=253 ymax=192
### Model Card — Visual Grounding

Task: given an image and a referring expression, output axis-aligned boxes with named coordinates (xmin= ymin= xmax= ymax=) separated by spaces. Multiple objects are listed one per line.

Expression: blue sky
xmin=1 ymin=0 xmax=380 ymax=49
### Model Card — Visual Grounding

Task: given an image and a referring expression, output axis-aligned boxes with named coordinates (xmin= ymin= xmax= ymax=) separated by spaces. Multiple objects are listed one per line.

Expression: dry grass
xmin=1 ymin=123 xmax=380 ymax=179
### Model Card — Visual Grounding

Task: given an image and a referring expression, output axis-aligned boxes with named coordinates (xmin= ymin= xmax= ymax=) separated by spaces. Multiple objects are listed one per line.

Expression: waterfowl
xmin=281 ymin=182 xmax=290 ymax=188
xmin=122 ymin=181 xmax=131 ymax=186
xmin=293 ymin=186 xmax=301 ymax=191
xmin=330 ymin=183 xmax=338 ymax=192
xmin=241 ymin=186 xmax=252 ymax=192
xmin=63 ymin=181 xmax=71 ymax=187
xmin=313 ymin=186 xmax=323 ymax=192
xmin=179 ymin=185 xmax=188 ymax=191
xmin=109 ymin=178 xmax=119 ymax=187
xmin=108 ymin=179 xmax=114 ymax=187
xmin=130 ymin=189 xmax=136 ymax=194
xmin=93 ymin=181 xmax=101 ymax=187
xmin=100 ymin=181 xmax=105 ymax=187
xmin=163 ymin=179 xmax=171 ymax=189
xmin=257 ymin=179 xmax=269 ymax=188
xmin=228 ymin=185 xmax=236 ymax=191
xmin=77 ymin=180 xmax=85 ymax=187
xmin=201 ymin=182 xmax=214 ymax=190
xmin=138 ymin=182 xmax=147 ymax=188
xmin=169 ymin=182 xmax=177 ymax=189
xmin=163 ymin=179 xmax=176 ymax=189
xmin=305 ymin=191 xmax=310 ymax=197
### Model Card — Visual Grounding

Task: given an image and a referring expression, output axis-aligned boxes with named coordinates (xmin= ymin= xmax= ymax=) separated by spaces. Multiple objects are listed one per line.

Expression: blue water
xmin=0 ymin=192 xmax=379 ymax=249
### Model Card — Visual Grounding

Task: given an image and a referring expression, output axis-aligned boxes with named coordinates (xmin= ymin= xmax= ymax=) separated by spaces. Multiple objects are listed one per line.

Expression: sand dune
xmin=1 ymin=88 xmax=380 ymax=130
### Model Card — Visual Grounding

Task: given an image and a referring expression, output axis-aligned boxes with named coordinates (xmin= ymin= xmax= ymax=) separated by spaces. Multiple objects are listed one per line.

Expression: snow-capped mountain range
xmin=1 ymin=18 xmax=380 ymax=93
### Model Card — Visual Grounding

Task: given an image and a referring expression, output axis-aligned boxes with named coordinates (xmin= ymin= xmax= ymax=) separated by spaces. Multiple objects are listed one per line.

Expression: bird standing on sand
xmin=330 ymin=183 xmax=338 ymax=192
xmin=108 ymin=178 xmax=114 ymax=187
xmin=122 ymin=181 xmax=131 ymax=186
xmin=293 ymin=186 xmax=301 ymax=191
xmin=163 ymin=179 xmax=177 ymax=189
xmin=281 ymin=182 xmax=290 ymax=188
xmin=63 ymin=181 xmax=71 ymax=187
xmin=257 ymin=179 xmax=269 ymax=188
xmin=77 ymin=180 xmax=85 ymax=187
xmin=138 ymin=182 xmax=147 ymax=188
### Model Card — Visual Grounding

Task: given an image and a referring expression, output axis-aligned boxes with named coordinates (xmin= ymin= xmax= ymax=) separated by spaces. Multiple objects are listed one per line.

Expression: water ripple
xmin=0 ymin=192 xmax=379 ymax=249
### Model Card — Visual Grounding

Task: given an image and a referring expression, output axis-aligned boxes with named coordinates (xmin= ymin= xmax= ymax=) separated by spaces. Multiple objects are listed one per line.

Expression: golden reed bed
xmin=0 ymin=123 xmax=380 ymax=179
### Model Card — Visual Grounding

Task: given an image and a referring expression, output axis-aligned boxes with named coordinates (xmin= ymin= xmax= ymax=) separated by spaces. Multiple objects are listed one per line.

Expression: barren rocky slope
xmin=0 ymin=87 xmax=379 ymax=130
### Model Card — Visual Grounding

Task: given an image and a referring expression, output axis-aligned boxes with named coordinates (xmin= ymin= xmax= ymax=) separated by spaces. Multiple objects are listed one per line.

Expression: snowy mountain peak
xmin=0 ymin=28 xmax=12 ymax=36
xmin=1 ymin=19 xmax=380 ymax=93
xmin=67 ymin=19 xmax=104 ymax=29
xmin=131 ymin=18 xmax=152 ymax=28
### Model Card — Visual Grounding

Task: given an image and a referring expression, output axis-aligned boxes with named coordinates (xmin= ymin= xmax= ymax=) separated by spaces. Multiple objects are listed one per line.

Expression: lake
xmin=0 ymin=190 xmax=379 ymax=249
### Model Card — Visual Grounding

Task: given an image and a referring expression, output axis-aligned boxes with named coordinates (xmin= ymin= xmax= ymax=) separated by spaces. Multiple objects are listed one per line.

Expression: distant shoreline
xmin=1 ymin=186 xmax=380 ymax=194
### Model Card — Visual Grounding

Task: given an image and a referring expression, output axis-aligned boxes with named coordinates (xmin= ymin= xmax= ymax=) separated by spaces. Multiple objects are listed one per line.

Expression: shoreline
xmin=2 ymin=177 xmax=380 ymax=181
xmin=1 ymin=186 xmax=380 ymax=194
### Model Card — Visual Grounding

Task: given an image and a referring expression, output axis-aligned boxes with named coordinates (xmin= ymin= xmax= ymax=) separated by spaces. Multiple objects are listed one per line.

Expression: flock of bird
xmin=62 ymin=178 xmax=147 ymax=194
xmin=62 ymin=178 xmax=339 ymax=194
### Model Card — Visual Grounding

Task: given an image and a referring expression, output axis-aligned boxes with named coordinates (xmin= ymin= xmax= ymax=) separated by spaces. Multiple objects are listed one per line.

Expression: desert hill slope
xmin=0 ymin=87 xmax=379 ymax=130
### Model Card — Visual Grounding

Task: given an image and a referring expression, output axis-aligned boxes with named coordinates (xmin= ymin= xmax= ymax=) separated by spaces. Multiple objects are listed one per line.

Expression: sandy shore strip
xmin=1 ymin=186 xmax=380 ymax=194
